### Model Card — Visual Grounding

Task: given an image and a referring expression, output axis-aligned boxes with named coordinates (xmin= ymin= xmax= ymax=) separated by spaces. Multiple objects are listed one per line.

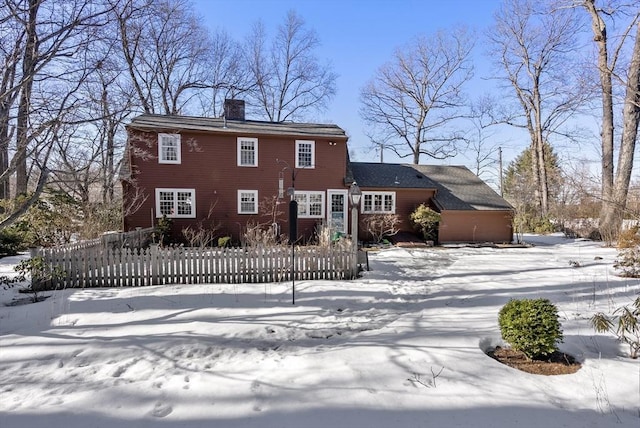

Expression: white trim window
xmin=156 ymin=188 xmax=195 ymax=218
xmin=237 ymin=137 xmax=258 ymax=167
xmin=295 ymin=140 xmax=315 ymax=168
xmin=294 ymin=191 xmax=324 ymax=218
xmin=238 ymin=190 xmax=258 ymax=214
xmin=362 ymin=191 xmax=396 ymax=214
xmin=158 ymin=133 xmax=181 ymax=164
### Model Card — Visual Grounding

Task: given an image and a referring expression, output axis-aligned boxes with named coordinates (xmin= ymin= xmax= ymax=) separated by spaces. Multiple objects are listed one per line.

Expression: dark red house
xmin=121 ymin=100 xmax=513 ymax=244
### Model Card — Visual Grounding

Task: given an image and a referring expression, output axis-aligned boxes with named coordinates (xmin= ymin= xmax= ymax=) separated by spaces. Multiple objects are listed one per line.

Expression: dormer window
xmin=158 ymin=133 xmax=181 ymax=164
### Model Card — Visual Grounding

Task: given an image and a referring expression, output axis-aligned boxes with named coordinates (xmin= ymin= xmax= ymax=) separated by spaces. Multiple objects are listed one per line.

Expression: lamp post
xmin=348 ymin=181 xmax=362 ymax=278
xmin=277 ymin=159 xmax=298 ymax=304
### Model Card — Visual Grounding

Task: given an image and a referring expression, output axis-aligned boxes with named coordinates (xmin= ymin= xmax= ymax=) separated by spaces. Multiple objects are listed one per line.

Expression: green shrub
xmin=0 ymin=227 xmax=27 ymax=256
xmin=409 ymin=204 xmax=441 ymax=242
xmin=591 ymin=297 xmax=640 ymax=359
xmin=14 ymin=191 xmax=80 ymax=247
xmin=514 ymin=213 xmax=556 ymax=234
xmin=498 ymin=298 xmax=563 ymax=359
xmin=153 ymin=215 xmax=173 ymax=246
xmin=13 ymin=257 xmax=65 ymax=302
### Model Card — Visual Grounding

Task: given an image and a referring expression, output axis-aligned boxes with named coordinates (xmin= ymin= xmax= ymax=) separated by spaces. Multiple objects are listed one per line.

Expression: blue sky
xmin=190 ymin=0 xmax=556 ymax=183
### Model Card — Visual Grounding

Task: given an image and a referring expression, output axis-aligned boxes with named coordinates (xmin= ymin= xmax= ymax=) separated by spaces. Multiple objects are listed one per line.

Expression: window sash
xmin=294 ymin=191 xmax=324 ymax=218
xmin=237 ymin=137 xmax=258 ymax=166
xmin=158 ymin=134 xmax=181 ymax=164
xmin=295 ymin=140 xmax=315 ymax=168
xmin=362 ymin=192 xmax=395 ymax=214
xmin=156 ymin=188 xmax=195 ymax=218
xmin=238 ymin=190 xmax=258 ymax=214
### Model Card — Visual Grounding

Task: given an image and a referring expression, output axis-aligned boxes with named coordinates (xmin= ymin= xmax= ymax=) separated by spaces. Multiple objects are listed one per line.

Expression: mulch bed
xmin=487 ymin=346 xmax=581 ymax=375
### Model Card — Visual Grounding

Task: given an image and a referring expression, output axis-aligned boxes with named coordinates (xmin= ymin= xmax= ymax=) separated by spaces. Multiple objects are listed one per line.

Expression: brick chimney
xmin=224 ymin=99 xmax=245 ymax=121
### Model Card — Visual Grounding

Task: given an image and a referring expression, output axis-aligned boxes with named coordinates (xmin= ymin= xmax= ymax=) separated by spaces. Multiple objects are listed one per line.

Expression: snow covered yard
xmin=0 ymin=234 xmax=638 ymax=428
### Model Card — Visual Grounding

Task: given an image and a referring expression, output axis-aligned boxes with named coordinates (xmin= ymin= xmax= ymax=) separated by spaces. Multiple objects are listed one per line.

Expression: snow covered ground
xmin=0 ymin=234 xmax=638 ymax=428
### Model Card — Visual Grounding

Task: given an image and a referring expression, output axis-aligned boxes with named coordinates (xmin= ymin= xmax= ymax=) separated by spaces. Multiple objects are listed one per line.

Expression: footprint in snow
xmin=150 ymin=402 xmax=173 ymax=418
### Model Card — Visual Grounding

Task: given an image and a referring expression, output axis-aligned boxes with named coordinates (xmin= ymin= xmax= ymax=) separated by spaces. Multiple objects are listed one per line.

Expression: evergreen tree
xmin=504 ymin=143 xmax=562 ymax=232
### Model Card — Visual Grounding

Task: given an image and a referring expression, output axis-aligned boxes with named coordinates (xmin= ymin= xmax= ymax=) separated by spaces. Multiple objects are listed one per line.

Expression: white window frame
xmin=295 ymin=140 xmax=315 ymax=169
xmin=362 ymin=191 xmax=396 ymax=214
xmin=238 ymin=190 xmax=258 ymax=214
xmin=158 ymin=133 xmax=181 ymax=164
xmin=294 ymin=190 xmax=325 ymax=218
xmin=155 ymin=188 xmax=195 ymax=218
xmin=237 ymin=137 xmax=258 ymax=167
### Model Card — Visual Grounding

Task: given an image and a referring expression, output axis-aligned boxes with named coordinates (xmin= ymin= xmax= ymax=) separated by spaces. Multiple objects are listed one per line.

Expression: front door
xmin=327 ymin=189 xmax=348 ymax=234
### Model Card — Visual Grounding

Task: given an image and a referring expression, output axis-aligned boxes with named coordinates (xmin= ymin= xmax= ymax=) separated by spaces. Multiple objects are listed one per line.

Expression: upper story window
xmin=158 ymin=133 xmax=181 ymax=164
xmin=362 ymin=191 xmax=395 ymax=214
xmin=295 ymin=140 xmax=315 ymax=169
xmin=156 ymin=188 xmax=195 ymax=218
xmin=237 ymin=137 xmax=258 ymax=167
xmin=238 ymin=190 xmax=258 ymax=214
xmin=294 ymin=191 xmax=324 ymax=218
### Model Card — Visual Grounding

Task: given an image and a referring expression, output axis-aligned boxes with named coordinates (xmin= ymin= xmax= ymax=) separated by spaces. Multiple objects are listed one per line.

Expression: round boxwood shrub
xmin=498 ymin=298 xmax=563 ymax=359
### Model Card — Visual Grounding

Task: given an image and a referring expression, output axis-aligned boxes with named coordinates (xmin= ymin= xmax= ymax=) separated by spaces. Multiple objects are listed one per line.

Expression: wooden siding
xmin=124 ymin=128 xmax=348 ymax=242
xmin=355 ymin=188 xmax=513 ymax=244
xmin=438 ymin=210 xmax=514 ymax=243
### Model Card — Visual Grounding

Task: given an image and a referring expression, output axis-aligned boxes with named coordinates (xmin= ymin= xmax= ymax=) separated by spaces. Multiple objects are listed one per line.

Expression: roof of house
xmin=350 ymin=162 xmax=513 ymax=211
xmin=349 ymin=162 xmax=439 ymax=189
xmin=127 ymin=114 xmax=348 ymax=139
xmin=412 ymin=164 xmax=513 ymax=211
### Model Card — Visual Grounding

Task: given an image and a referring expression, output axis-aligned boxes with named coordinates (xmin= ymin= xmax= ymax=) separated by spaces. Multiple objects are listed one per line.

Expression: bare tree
xmin=359 ymin=27 xmax=475 ymax=164
xmin=466 ymin=95 xmax=504 ymax=188
xmin=196 ymin=29 xmax=252 ymax=118
xmin=244 ymin=10 xmax=337 ymax=122
xmin=488 ymin=0 xmax=585 ymax=216
xmin=113 ymin=0 xmax=213 ymax=115
xmin=582 ymin=0 xmax=639 ymax=241
xmin=0 ymin=2 xmax=24 ymax=200
xmin=0 ymin=0 xmax=111 ymax=225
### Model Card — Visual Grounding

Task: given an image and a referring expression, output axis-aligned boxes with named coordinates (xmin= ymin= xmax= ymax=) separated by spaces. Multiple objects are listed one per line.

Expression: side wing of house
xmin=348 ymin=163 xmax=438 ymax=239
xmin=349 ymin=162 xmax=513 ymax=244
xmin=413 ymin=165 xmax=514 ymax=244
xmin=121 ymin=113 xmax=349 ymax=243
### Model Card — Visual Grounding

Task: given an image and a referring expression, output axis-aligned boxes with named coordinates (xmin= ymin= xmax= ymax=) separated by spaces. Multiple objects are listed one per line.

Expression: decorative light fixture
xmin=348 ymin=181 xmax=362 ymax=206
xmin=348 ymin=181 xmax=362 ymax=278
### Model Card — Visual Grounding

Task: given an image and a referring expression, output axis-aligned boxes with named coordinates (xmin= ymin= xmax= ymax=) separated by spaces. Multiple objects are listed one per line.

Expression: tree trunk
xmin=413 ymin=141 xmax=420 ymax=164
xmin=533 ymin=82 xmax=549 ymax=216
xmin=15 ymin=0 xmax=40 ymax=196
xmin=601 ymin=21 xmax=640 ymax=238
xmin=584 ymin=1 xmax=615 ymax=223
xmin=586 ymin=0 xmax=640 ymax=241
xmin=0 ymin=116 xmax=9 ymax=200
xmin=0 ymin=167 xmax=49 ymax=230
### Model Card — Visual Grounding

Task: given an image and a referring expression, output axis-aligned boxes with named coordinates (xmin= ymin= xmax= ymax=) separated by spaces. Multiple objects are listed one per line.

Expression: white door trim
xmin=327 ymin=189 xmax=348 ymax=234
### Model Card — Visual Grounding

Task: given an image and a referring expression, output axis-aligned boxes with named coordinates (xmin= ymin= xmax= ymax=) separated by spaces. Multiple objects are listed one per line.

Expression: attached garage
xmin=350 ymin=163 xmax=514 ymax=244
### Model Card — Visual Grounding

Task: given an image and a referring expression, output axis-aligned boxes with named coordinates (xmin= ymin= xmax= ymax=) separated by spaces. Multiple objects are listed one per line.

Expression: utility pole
xmin=499 ymin=147 xmax=504 ymax=197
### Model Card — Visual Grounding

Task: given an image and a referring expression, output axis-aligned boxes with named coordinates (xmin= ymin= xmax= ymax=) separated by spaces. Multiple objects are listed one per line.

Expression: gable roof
xmin=127 ymin=114 xmax=347 ymax=140
xmin=349 ymin=162 xmax=438 ymax=189
xmin=412 ymin=165 xmax=513 ymax=211
xmin=350 ymin=162 xmax=513 ymax=211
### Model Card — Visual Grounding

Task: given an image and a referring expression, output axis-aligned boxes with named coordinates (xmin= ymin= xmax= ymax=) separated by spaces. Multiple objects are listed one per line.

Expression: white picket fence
xmin=34 ymin=243 xmax=355 ymax=289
